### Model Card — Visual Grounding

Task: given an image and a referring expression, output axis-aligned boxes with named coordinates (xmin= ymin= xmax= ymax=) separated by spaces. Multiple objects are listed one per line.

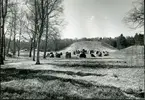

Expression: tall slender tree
xmin=12 ymin=6 xmax=18 ymax=56
xmin=6 ymin=27 xmax=12 ymax=55
xmin=33 ymin=0 xmax=38 ymax=61
xmin=43 ymin=0 xmax=49 ymax=59
xmin=36 ymin=0 xmax=63 ymax=64
xmin=18 ymin=10 xmax=24 ymax=56
xmin=0 ymin=0 xmax=8 ymax=65
xmin=25 ymin=0 xmax=64 ymax=64
xmin=0 ymin=0 xmax=3 ymax=64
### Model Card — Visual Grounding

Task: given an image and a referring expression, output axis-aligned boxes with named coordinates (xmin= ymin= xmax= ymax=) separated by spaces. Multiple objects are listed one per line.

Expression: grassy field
xmin=0 ymin=44 xmax=144 ymax=99
xmin=0 ymin=67 xmax=140 ymax=99
xmin=1 ymin=67 xmax=129 ymax=99
xmin=1 ymin=57 xmax=144 ymax=99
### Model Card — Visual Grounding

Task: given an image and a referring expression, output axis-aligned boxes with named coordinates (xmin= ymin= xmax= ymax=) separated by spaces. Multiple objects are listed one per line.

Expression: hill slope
xmin=112 ymin=45 xmax=144 ymax=66
xmin=60 ymin=41 xmax=117 ymax=53
xmin=115 ymin=45 xmax=144 ymax=54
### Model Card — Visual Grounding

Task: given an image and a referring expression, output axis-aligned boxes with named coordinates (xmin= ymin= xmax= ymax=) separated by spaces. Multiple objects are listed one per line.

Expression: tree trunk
xmin=0 ymin=0 xmax=3 ymax=65
xmin=0 ymin=38 xmax=3 ymax=64
xmin=144 ymin=31 xmax=145 ymax=62
xmin=13 ymin=32 xmax=16 ymax=56
xmin=36 ymin=17 xmax=44 ymax=64
xmin=0 ymin=36 xmax=3 ymax=64
xmin=0 ymin=1 xmax=4 ymax=64
xmin=18 ymin=26 xmax=21 ymax=56
xmin=0 ymin=0 xmax=8 ymax=65
xmin=36 ymin=36 xmax=41 ymax=64
xmin=33 ymin=34 xmax=36 ymax=61
xmin=29 ymin=38 xmax=33 ymax=57
xmin=43 ymin=0 xmax=50 ymax=59
xmin=7 ymin=27 xmax=13 ymax=55
xmin=43 ymin=33 xmax=48 ymax=59
xmin=6 ymin=32 xmax=12 ymax=55
xmin=18 ymin=41 xmax=20 ymax=56
xmin=3 ymin=33 xmax=5 ymax=60
xmin=1 ymin=17 xmax=5 ymax=64
xmin=43 ymin=16 xmax=49 ymax=59
xmin=54 ymin=38 xmax=58 ymax=52
xmin=36 ymin=0 xmax=45 ymax=64
xmin=13 ymin=12 xmax=17 ymax=56
xmin=33 ymin=0 xmax=37 ymax=61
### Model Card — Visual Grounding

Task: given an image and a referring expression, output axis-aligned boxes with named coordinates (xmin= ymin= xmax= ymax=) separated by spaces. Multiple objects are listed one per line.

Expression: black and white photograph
xmin=0 ymin=0 xmax=144 ymax=99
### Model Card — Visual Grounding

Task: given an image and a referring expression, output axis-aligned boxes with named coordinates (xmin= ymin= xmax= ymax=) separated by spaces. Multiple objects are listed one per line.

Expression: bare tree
xmin=36 ymin=0 xmax=63 ymax=64
xmin=11 ymin=5 xmax=18 ymax=56
xmin=6 ymin=27 xmax=12 ymax=55
xmin=0 ymin=0 xmax=8 ymax=65
xmin=29 ymin=38 xmax=33 ymax=57
xmin=33 ymin=0 xmax=38 ymax=61
xmin=17 ymin=10 xmax=25 ymax=56
xmin=25 ymin=0 xmax=38 ymax=60
xmin=123 ymin=0 xmax=144 ymax=46
xmin=43 ymin=0 xmax=49 ymax=59
xmin=0 ymin=0 xmax=2 ymax=63
xmin=25 ymin=0 xmax=64 ymax=64
xmin=35 ymin=0 xmax=45 ymax=64
xmin=123 ymin=0 xmax=144 ymax=29
xmin=0 ymin=0 xmax=2 ymax=64
xmin=24 ymin=23 xmax=34 ymax=58
xmin=43 ymin=0 xmax=64 ymax=59
xmin=43 ymin=16 xmax=49 ymax=59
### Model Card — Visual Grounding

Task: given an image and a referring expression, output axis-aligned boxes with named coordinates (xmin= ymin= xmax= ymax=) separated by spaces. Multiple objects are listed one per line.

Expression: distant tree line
xmin=101 ymin=33 xmax=144 ymax=50
xmin=5 ymin=33 xmax=144 ymax=52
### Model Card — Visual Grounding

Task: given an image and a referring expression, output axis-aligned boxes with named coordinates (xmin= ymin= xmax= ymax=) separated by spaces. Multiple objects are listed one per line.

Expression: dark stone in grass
xmin=65 ymin=52 xmax=71 ymax=58
xmin=79 ymin=53 xmax=86 ymax=58
xmin=91 ymin=53 xmax=95 ymax=57
xmin=137 ymin=92 xmax=144 ymax=98
xmin=55 ymin=52 xmax=62 ymax=58
xmin=125 ymin=88 xmax=134 ymax=94
xmin=96 ymin=51 xmax=99 ymax=54
xmin=133 ymin=91 xmax=144 ymax=98
xmin=7 ymin=53 xmax=13 ymax=57
xmin=98 ymin=52 xmax=102 ymax=57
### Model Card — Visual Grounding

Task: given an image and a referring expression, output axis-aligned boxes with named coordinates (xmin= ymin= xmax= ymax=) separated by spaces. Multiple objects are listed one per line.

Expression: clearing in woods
xmin=1 ymin=41 xmax=144 ymax=99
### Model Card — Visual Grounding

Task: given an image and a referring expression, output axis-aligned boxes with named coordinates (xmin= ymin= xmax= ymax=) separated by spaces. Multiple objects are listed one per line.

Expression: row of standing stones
xmin=47 ymin=49 xmax=109 ymax=58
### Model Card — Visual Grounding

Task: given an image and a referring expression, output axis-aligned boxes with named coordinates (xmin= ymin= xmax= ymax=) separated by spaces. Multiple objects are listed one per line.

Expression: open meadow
xmin=1 ymin=44 xmax=144 ymax=99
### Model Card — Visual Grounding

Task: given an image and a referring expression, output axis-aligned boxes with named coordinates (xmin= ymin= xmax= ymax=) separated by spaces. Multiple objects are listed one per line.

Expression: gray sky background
xmin=61 ymin=0 xmax=143 ymax=39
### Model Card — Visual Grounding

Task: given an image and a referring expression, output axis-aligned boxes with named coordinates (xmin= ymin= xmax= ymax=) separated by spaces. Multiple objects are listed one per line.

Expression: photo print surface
xmin=0 ymin=0 xmax=144 ymax=99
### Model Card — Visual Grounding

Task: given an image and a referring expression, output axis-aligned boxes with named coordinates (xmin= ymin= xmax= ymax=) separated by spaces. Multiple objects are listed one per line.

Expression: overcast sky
xmin=61 ymin=0 xmax=143 ymax=39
